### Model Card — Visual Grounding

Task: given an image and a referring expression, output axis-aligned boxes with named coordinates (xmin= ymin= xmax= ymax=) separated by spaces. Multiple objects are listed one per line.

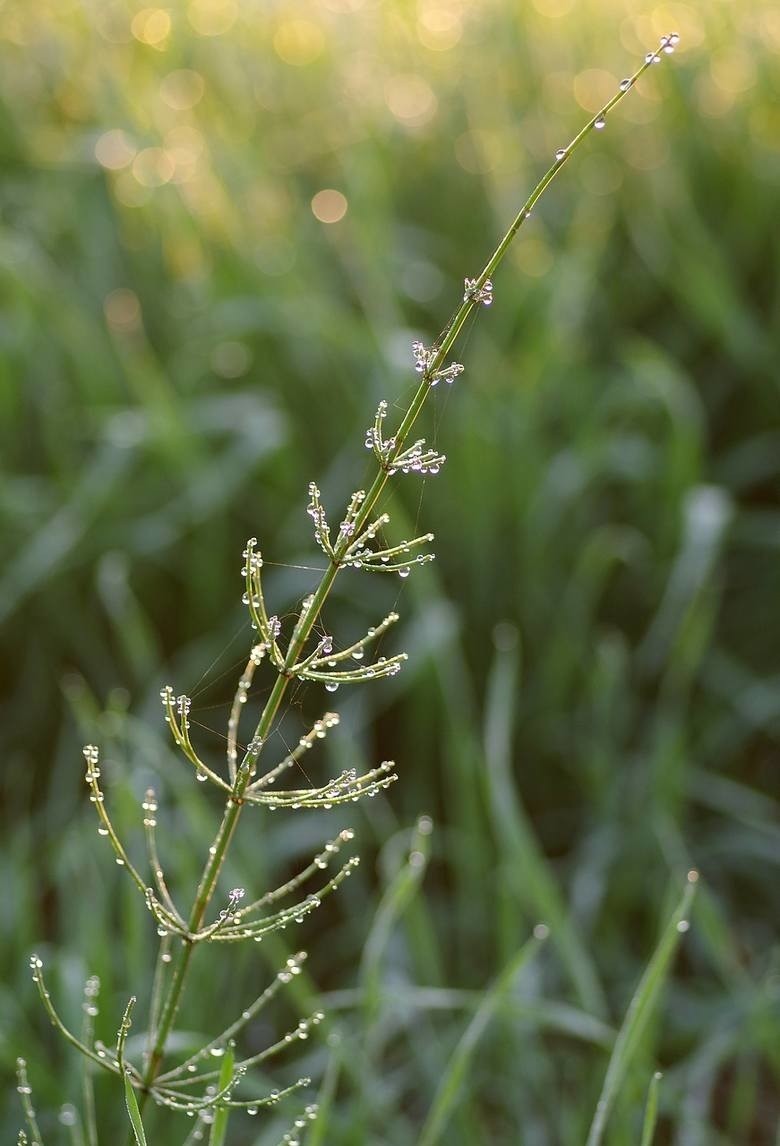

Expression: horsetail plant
xmin=22 ymin=34 xmax=682 ymax=1144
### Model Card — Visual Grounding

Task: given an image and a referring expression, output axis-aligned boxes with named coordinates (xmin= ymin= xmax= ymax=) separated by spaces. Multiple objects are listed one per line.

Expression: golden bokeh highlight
xmin=273 ymin=20 xmax=326 ymax=66
xmin=164 ymin=125 xmax=205 ymax=183
xmin=417 ymin=6 xmax=463 ymax=51
xmin=649 ymin=4 xmax=704 ymax=49
xmin=709 ymin=48 xmax=756 ymax=95
xmin=187 ymin=0 xmax=238 ymax=37
xmin=573 ymin=69 xmax=619 ymax=114
xmin=513 ymin=237 xmax=554 ymax=278
xmin=454 ymin=129 xmax=501 ymax=175
xmin=385 ymin=74 xmax=437 ymax=127
xmin=130 ymin=8 xmax=172 ymax=47
xmin=160 ymin=70 xmax=205 ymax=110
xmin=132 ymin=147 xmax=176 ymax=187
xmin=95 ymin=129 xmax=137 ymax=171
xmin=311 ymin=189 xmax=348 ymax=223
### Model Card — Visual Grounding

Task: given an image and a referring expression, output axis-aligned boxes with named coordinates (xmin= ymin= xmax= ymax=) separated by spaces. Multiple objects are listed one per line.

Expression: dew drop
xmin=324 ymin=682 xmax=339 ymax=693
xmin=59 ymin=1105 xmax=78 ymax=1127
xmin=398 ymin=568 xmax=410 ymax=579
xmin=555 ymin=147 xmax=567 ymax=161
xmin=594 ymin=115 xmax=606 ymax=130
xmin=619 ymin=78 xmax=631 ymax=92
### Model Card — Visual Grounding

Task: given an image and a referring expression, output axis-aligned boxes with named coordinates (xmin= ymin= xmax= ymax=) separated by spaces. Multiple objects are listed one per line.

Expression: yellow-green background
xmin=1 ymin=0 xmax=778 ymax=1141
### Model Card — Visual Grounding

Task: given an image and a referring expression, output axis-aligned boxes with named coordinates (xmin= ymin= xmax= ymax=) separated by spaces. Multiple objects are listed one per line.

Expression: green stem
xmin=135 ymin=37 xmax=670 ymax=1109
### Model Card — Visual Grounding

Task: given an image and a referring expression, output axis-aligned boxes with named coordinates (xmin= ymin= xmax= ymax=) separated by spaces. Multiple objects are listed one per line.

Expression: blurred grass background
xmin=1 ymin=0 xmax=779 ymax=1142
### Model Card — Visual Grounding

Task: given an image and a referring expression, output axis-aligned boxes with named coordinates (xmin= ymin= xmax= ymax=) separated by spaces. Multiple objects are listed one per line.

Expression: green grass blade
xmin=640 ymin=1071 xmax=663 ymax=1146
xmin=207 ymin=1044 xmax=235 ymax=1146
xmin=418 ymin=932 xmax=545 ymax=1146
xmin=484 ymin=633 xmax=606 ymax=1016
xmin=123 ymin=1074 xmax=148 ymax=1146
xmin=359 ymin=816 xmax=432 ymax=1025
xmin=307 ymin=1038 xmax=342 ymax=1146
xmin=586 ymin=873 xmax=699 ymax=1146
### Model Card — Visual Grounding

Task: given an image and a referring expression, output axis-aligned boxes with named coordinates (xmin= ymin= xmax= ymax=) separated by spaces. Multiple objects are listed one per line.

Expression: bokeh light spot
xmin=311 ymin=189 xmax=348 ymax=223
xmin=211 ymin=341 xmax=252 ymax=378
xmin=417 ymin=6 xmax=463 ymax=51
xmin=160 ymin=69 xmax=205 ymax=110
xmin=273 ymin=20 xmax=326 ymax=66
xmin=187 ymin=0 xmax=238 ymax=37
xmin=385 ymin=74 xmax=437 ymax=127
xmin=164 ymin=125 xmax=205 ymax=183
xmin=132 ymin=147 xmax=176 ymax=187
xmin=573 ymin=69 xmax=618 ymax=114
xmin=104 ymin=288 xmax=142 ymax=331
xmin=650 ymin=4 xmax=704 ymax=49
xmin=96 ymin=4 xmax=133 ymax=43
xmin=695 ymin=74 xmax=734 ymax=119
xmin=454 ymin=129 xmax=503 ymax=175
xmin=400 ymin=259 xmax=443 ymax=303
xmin=95 ymin=129 xmax=137 ymax=171
xmin=131 ymin=8 xmax=172 ymax=47
xmin=710 ymin=48 xmax=756 ymax=95
xmin=514 ymin=238 xmax=554 ymax=278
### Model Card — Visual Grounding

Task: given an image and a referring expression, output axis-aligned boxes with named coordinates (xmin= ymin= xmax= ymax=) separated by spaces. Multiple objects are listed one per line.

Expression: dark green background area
xmin=1 ymin=2 xmax=778 ymax=1142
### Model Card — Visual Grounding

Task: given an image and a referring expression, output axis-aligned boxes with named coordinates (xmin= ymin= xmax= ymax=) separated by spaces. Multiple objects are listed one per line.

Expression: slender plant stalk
xmin=21 ymin=33 xmax=681 ymax=1141
xmin=137 ymin=33 xmax=681 ymax=1103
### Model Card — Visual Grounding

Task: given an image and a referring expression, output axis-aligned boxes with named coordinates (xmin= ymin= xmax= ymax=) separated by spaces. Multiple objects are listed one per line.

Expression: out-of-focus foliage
xmin=1 ymin=0 xmax=778 ymax=1142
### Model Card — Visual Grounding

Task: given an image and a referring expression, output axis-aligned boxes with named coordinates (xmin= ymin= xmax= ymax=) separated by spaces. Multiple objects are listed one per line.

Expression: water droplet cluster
xmin=464 ymin=276 xmax=493 ymax=306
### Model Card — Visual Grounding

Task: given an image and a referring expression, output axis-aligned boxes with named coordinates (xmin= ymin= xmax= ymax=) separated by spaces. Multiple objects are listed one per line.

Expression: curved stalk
xmin=135 ymin=35 xmax=679 ymax=1108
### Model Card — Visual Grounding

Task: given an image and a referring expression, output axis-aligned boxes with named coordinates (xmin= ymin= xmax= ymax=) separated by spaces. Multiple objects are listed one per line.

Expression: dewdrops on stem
xmin=430 ymin=361 xmax=464 ymax=387
xmin=463 ymin=277 xmax=493 ymax=306
xmin=412 ymin=339 xmax=434 ymax=374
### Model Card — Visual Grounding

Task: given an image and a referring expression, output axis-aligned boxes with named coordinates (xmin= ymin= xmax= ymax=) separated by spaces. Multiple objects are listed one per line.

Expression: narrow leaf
xmin=418 ymin=933 xmax=544 ymax=1146
xmin=586 ymin=873 xmax=698 ymax=1146
xmin=640 ymin=1071 xmax=663 ymax=1146
xmin=208 ymin=1044 xmax=235 ymax=1146
xmin=123 ymin=1074 xmax=148 ymax=1146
